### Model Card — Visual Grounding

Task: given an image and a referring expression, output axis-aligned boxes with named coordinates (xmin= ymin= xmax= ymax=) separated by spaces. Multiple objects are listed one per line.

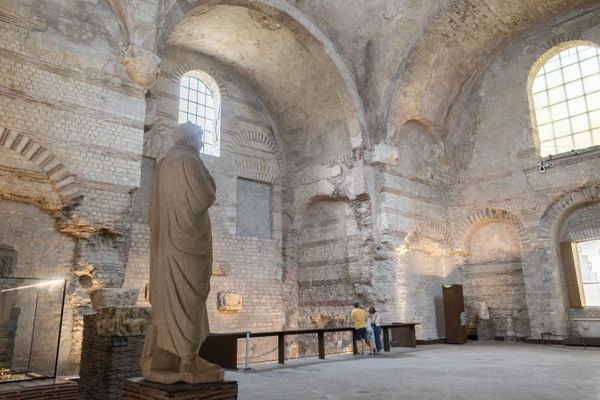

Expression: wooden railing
xmin=200 ymin=323 xmax=420 ymax=369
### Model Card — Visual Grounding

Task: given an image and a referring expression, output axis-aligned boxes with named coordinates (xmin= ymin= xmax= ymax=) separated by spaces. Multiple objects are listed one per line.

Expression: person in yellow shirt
xmin=351 ymin=302 xmax=368 ymax=355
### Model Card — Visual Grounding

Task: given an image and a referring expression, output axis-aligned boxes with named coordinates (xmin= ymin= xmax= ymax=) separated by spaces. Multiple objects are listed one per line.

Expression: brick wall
xmin=0 ymin=1 xmax=145 ymax=374
xmin=445 ymin=14 xmax=600 ymax=338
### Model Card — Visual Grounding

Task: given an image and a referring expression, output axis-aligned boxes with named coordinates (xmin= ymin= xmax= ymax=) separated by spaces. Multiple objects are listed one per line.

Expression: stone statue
xmin=479 ymin=301 xmax=490 ymax=320
xmin=141 ymin=122 xmax=224 ymax=384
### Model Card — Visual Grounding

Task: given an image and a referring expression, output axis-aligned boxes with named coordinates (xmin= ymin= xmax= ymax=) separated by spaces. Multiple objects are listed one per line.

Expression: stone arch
xmin=226 ymin=128 xmax=284 ymax=170
xmin=155 ymin=0 xmax=366 ymax=147
xmin=226 ymin=130 xmax=283 ymax=183
xmin=0 ymin=127 xmax=81 ymax=208
xmin=456 ymin=208 xmax=528 ymax=254
xmin=404 ymin=219 xmax=453 ymax=252
xmin=539 ymin=183 xmax=600 ymax=242
xmin=234 ymin=159 xmax=278 ymax=184
xmin=160 ymin=61 xmax=231 ymax=100
xmin=384 ymin=1 xmax=596 ymax=143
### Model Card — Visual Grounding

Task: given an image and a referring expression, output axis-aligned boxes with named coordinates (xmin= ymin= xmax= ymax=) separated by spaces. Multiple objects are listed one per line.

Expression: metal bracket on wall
xmin=538 ymin=159 xmax=554 ymax=173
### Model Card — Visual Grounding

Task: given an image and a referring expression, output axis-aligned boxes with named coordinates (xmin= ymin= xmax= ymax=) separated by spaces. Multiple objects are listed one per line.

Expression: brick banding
xmin=0 ymin=127 xmax=82 ymax=207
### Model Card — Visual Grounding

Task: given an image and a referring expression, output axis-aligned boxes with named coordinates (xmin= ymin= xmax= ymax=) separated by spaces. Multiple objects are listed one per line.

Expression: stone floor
xmin=227 ymin=342 xmax=600 ymax=400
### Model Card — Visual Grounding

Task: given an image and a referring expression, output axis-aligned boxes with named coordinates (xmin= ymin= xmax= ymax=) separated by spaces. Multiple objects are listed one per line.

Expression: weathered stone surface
xmin=212 ymin=261 xmax=231 ymax=277
xmin=96 ymin=305 xmax=151 ymax=336
xmin=142 ymin=123 xmax=223 ymax=384
xmin=120 ymin=46 xmax=161 ymax=89
xmin=0 ymin=0 xmax=598 ymax=379
xmin=79 ymin=313 xmax=146 ymax=400
xmin=90 ymin=288 xmax=140 ymax=311
xmin=217 ymin=292 xmax=243 ymax=312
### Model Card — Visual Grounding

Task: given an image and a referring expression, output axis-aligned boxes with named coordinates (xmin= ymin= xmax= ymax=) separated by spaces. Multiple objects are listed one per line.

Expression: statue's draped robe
xmin=149 ymin=144 xmax=216 ymax=358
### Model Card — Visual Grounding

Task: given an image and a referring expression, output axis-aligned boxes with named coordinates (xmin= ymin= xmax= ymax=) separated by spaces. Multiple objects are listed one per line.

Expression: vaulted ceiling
xmin=158 ymin=0 xmax=597 ymax=160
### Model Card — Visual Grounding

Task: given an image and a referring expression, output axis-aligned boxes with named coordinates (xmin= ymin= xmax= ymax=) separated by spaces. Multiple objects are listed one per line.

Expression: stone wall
xmin=446 ymin=13 xmax=600 ymax=338
xmin=297 ymin=200 xmax=357 ymax=327
xmin=0 ymin=201 xmax=73 ymax=373
xmin=0 ymin=0 xmax=598 ymax=375
xmin=0 ymin=0 xmax=146 ymax=374
xmin=462 ymin=223 xmax=530 ymax=338
xmin=558 ymin=202 xmax=600 ymax=334
xmin=373 ymin=121 xmax=454 ymax=339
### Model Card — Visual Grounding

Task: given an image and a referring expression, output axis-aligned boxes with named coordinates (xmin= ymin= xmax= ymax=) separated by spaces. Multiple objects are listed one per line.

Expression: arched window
xmin=529 ymin=43 xmax=600 ymax=158
xmin=178 ymin=71 xmax=221 ymax=156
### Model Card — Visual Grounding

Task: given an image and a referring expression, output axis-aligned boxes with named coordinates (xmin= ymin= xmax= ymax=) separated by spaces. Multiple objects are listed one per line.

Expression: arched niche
xmin=463 ymin=222 xmax=530 ymax=339
xmin=394 ymin=220 xmax=454 ymax=340
xmin=556 ymin=201 xmax=600 ymax=337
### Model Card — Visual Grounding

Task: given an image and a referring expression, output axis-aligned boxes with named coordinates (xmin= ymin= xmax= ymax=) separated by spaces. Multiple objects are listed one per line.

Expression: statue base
xmin=141 ymin=324 xmax=224 ymax=384
xmin=123 ymin=377 xmax=238 ymax=400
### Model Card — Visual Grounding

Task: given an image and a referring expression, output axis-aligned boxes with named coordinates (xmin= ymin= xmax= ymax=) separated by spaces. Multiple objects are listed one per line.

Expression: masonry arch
xmin=384 ymin=0 xmax=596 ymax=143
xmin=539 ymin=184 xmax=600 ymax=242
xmin=0 ymin=127 xmax=81 ymax=210
xmin=456 ymin=208 xmax=528 ymax=255
xmin=394 ymin=220 xmax=454 ymax=340
xmin=537 ymin=185 xmax=600 ymax=333
xmin=156 ymin=0 xmax=366 ymax=147
xmin=456 ymin=208 xmax=531 ymax=339
xmin=155 ymin=1 xmax=365 ymax=169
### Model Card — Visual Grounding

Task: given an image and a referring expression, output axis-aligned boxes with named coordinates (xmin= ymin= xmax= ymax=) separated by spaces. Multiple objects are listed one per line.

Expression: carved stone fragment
xmin=96 ymin=305 xmax=151 ymax=336
xmin=217 ymin=292 xmax=242 ymax=312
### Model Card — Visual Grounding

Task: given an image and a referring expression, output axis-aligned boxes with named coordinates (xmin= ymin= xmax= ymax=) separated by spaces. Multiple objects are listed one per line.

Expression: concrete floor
xmin=226 ymin=342 xmax=600 ymax=400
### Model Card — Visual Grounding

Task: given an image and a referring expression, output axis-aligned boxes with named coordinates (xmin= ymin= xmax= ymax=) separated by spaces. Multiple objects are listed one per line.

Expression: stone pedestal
xmin=78 ymin=288 xmax=151 ymax=400
xmin=123 ymin=377 xmax=238 ymax=400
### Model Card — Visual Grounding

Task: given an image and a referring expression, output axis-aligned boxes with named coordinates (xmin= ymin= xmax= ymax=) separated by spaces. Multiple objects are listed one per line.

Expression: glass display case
xmin=0 ymin=278 xmax=66 ymax=383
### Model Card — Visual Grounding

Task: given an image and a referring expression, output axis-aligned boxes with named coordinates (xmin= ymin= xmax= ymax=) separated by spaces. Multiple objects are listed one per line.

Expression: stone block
xmin=90 ymin=288 xmax=140 ymax=311
xmin=96 ymin=305 xmax=151 ymax=336
xmin=123 ymin=378 xmax=238 ymax=400
xmin=217 ymin=292 xmax=243 ymax=312
xmin=369 ymin=143 xmax=398 ymax=166
xmin=212 ymin=261 xmax=231 ymax=276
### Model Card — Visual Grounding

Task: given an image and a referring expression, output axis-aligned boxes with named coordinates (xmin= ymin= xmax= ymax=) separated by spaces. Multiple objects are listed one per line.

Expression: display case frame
xmin=0 ymin=277 xmax=67 ymax=383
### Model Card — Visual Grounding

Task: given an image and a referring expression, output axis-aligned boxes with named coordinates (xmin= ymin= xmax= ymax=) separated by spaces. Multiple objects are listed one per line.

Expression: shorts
xmin=354 ymin=327 xmax=367 ymax=341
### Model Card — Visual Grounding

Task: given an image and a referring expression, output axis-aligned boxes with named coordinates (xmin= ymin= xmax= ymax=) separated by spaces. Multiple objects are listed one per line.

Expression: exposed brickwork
xmin=123 ymin=378 xmax=238 ymax=400
xmin=78 ymin=313 xmax=145 ymax=400
xmin=0 ymin=379 xmax=77 ymax=400
xmin=0 ymin=0 xmax=598 ymax=380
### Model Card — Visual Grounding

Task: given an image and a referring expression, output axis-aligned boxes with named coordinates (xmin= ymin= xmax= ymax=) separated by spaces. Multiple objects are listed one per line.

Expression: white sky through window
xmin=577 ymin=239 xmax=600 ymax=307
xmin=178 ymin=74 xmax=220 ymax=157
xmin=531 ymin=45 xmax=600 ymax=157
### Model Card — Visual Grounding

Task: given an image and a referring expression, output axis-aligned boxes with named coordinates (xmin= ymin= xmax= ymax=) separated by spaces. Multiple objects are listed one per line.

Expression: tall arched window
xmin=529 ymin=43 xmax=600 ymax=158
xmin=178 ymin=71 xmax=221 ymax=156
